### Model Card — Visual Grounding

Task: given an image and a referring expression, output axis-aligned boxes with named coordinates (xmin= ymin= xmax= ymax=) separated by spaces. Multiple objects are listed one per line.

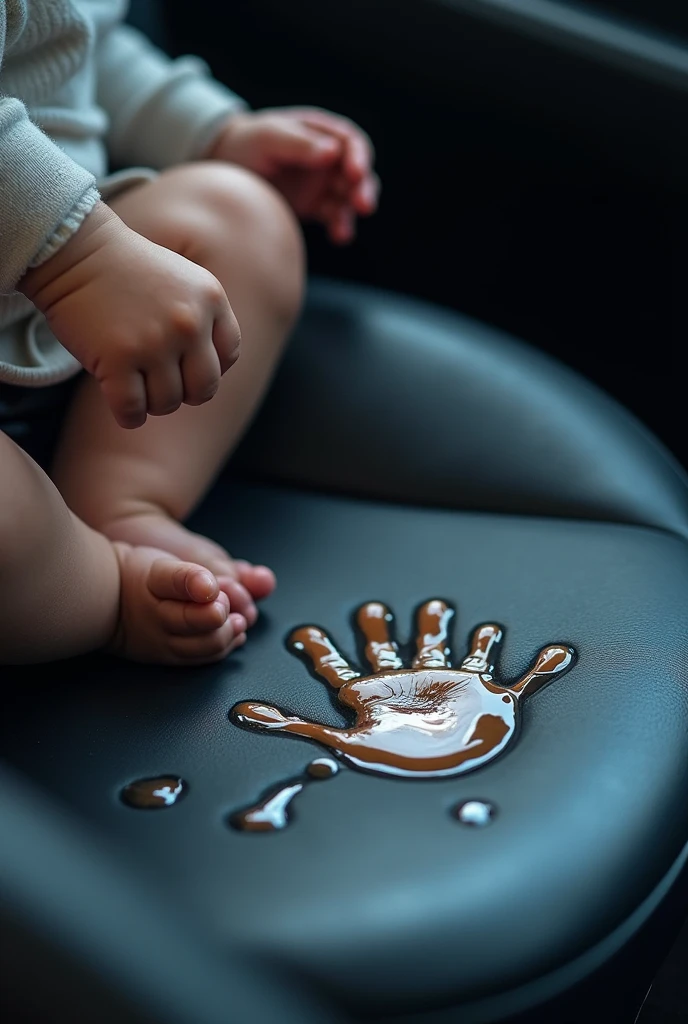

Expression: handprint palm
xmin=231 ymin=600 xmax=575 ymax=779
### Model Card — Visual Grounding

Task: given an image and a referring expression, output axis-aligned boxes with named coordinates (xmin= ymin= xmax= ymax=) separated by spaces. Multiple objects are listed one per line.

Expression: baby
xmin=0 ymin=0 xmax=378 ymax=665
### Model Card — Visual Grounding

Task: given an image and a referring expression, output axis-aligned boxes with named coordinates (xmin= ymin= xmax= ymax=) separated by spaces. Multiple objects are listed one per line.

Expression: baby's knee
xmin=0 ymin=435 xmax=33 ymax=551
xmin=166 ymin=162 xmax=305 ymax=324
xmin=0 ymin=434 xmax=63 ymax=567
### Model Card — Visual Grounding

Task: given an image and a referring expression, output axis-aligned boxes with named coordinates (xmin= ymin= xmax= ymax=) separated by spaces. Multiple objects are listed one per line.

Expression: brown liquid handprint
xmin=231 ymin=600 xmax=575 ymax=780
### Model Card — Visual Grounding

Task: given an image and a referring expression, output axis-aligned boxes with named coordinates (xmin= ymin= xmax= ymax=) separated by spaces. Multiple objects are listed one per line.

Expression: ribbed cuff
xmin=28 ymin=185 xmax=101 ymax=269
xmin=0 ymin=97 xmax=99 ymax=293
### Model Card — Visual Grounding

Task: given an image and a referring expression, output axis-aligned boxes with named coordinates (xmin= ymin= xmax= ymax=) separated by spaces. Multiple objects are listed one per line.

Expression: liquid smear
xmin=121 ymin=776 xmax=188 ymax=809
xmin=230 ymin=758 xmax=339 ymax=833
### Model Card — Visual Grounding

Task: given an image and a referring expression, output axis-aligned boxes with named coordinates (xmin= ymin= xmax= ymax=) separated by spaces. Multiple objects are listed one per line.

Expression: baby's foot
xmin=101 ymin=511 xmax=276 ymax=628
xmin=107 ymin=542 xmax=248 ymax=665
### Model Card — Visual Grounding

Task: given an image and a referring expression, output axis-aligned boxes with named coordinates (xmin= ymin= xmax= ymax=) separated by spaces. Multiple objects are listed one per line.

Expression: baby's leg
xmin=52 ymin=163 xmax=304 ymax=626
xmin=0 ymin=431 xmax=246 ymax=665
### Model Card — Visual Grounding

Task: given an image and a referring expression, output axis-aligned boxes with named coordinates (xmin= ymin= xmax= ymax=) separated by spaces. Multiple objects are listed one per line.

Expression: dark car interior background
xmin=2 ymin=3 xmax=687 ymax=1024
xmin=158 ymin=0 xmax=686 ymax=471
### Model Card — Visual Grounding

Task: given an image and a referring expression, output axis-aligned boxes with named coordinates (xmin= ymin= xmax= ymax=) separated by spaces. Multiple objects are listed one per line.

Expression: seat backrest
xmin=237 ymin=279 xmax=688 ymax=542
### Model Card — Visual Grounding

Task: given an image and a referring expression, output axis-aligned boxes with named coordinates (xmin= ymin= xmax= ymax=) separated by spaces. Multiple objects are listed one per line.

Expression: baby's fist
xmin=20 ymin=203 xmax=240 ymax=428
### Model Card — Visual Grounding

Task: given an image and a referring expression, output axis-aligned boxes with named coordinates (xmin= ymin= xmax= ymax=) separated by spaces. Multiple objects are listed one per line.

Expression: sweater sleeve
xmin=0 ymin=2 xmax=100 ymax=294
xmin=96 ymin=23 xmax=248 ymax=171
xmin=0 ymin=0 xmax=101 ymax=293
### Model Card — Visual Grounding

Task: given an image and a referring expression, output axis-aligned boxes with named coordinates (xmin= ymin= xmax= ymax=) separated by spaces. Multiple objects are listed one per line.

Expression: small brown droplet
xmin=120 ymin=776 xmax=187 ymax=810
xmin=306 ymin=757 xmax=339 ymax=779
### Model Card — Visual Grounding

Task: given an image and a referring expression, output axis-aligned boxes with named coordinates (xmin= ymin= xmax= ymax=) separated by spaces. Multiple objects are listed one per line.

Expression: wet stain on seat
xmin=229 ymin=600 xmax=575 ymax=830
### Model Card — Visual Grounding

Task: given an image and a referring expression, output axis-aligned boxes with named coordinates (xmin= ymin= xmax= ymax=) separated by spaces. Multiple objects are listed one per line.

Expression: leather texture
xmin=237 ymin=279 xmax=688 ymax=540
xmin=3 ymin=280 xmax=688 ymax=1022
xmin=0 ymin=764 xmax=335 ymax=1024
xmin=2 ymin=481 xmax=688 ymax=1020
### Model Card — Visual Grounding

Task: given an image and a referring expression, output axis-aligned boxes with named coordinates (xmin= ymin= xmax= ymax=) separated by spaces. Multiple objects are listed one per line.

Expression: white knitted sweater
xmin=0 ymin=0 xmax=246 ymax=384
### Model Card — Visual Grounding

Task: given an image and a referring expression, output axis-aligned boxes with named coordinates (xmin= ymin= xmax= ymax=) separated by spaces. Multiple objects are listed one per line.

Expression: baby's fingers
xmin=342 ymin=131 xmax=372 ymax=183
xmin=296 ymin=110 xmax=375 ymax=183
xmin=180 ymin=345 xmax=221 ymax=407
xmin=212 ymin=299 xmax=242 ymax=376
xmin=145 ymin=363 xmax=184 ymax=417
xmin=330 ymin=207 xmax=356 ymax=245
xmin=318 ymin=199 xmax=355 ymax=245
xmin=352 ymin=172 xmax=380 ymax=215
xmin=99 ymin=372 xmax=148 ymax=429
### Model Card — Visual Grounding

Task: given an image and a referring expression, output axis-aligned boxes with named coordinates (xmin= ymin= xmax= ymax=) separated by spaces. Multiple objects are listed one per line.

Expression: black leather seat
xmin=2 ymin=279 xmax=688 ymax=1024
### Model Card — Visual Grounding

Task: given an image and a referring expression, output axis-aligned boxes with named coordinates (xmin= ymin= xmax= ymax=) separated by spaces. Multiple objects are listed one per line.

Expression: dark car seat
xmin=2 ymin=278 xmax=688 ymax=1024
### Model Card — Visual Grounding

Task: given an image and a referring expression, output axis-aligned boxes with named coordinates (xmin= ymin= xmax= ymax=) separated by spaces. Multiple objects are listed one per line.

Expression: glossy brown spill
xmin=230 ymin=758 xmax=339 ymax=832
xmin=306 ymin=757 xmax=339 ymax=779
xmin=120 ymin=776 xmax=188 ymax=809
xmin=231 ymin=600 xmax=575 ymax=779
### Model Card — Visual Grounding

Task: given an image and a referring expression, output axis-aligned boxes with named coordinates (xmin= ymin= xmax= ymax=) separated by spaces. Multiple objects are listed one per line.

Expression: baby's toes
xmin=157 ymin=590 xmax=245 ymax=637
xmin=146 ymin=558 xmax=248 ymax=661
xmin=147 ymin=557 xmax=220 ymax=604
xmin=168 ymin=616 xmax=247 ymax=664
xmin=216 ymin=576 xmax=258 ymax=627
xmin=233 ymin=561 xmax=277 ymax=601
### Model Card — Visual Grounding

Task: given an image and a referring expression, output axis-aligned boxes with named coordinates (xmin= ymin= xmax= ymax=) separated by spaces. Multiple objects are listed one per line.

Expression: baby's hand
xmin=20 ymin=203 xmax=240 ymax=429
xmin=207 ymin=107 xmax=379 ymax=245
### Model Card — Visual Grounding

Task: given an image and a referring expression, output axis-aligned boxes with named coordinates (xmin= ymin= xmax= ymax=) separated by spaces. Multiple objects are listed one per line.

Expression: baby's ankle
xmin=98 ymin=500 xmax=174 ymax=535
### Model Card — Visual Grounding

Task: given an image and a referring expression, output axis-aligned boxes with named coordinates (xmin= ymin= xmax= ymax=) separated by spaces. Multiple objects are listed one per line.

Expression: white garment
xmin=0 ymin=0 xmax=246 ymax=385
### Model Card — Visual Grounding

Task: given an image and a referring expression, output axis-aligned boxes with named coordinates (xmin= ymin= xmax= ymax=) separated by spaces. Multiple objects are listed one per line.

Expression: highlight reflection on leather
xmin=231 ymin=600 xmax=576 ymax=779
